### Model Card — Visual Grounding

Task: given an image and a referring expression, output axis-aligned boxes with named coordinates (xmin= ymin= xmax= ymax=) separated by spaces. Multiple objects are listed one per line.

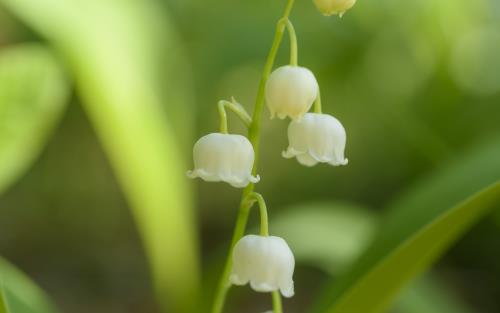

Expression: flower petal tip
xmin=280 ymin=284 xmax=294 ymax=298
xmin=229 ymin=274 xmax=248 ymax=286
xmin=250 ymin=174 xmax=261 ymax=184
xmin=186 ymin=170 xmax=197 ymax=179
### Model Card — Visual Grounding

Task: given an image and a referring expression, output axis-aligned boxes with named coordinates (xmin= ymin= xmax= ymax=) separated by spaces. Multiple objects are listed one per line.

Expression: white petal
xmin=283 ymin=113 xmax=348 ymax=167
xmin=230 ymin=235 xmax=295 ymax=297
xmin=266 ymin=66 xmax=318 ymax=120
xmin=229 ymin=273 xmax=249 ymax=286
xmin=250 ymin=281 xmax=276 ymax=293
xmin=280 ymin=281 xmax=295 ymax=298
xmin=188 ymin=133 xmax=259 ymax=187
xmin=297 ymin=153 xmax=319 ymax=167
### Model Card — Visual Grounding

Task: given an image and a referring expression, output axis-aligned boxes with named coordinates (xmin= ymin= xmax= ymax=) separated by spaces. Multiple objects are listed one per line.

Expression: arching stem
xmin=285 ymin=20 xmax=298 ymax=66
xmin=218 ymin=99 xmax=252 ymax=133
xmin=247 ymin=192 xmax=269 ymax=236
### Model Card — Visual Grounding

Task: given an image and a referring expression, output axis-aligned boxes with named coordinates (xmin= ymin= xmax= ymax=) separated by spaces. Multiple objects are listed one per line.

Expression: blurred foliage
xmin=395 ymin=276 xmax=475 ymax=313
xmin=318 ymin=182 xmax=500 ymax=313
xmin=271 ymin=202 xmax=378 ymax=275
xmin=0 ymin=44 xmax=68 ymax=194
xmin=0 ymin=0 xmax=199 ymax=312
xmin=0 ymin=257 xmax=59 ymax=313
xmin=270 ymin=202 xmax=476 ymax=313
xmin=0 ymin=0 xmax=499 ymax=312
xmin=315 ymin=136 xmax=500 ymax=313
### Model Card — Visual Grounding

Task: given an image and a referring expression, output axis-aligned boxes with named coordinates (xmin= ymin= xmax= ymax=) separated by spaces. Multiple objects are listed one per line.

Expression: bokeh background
xmin=1 ymin=0 xmax=500 ymax=312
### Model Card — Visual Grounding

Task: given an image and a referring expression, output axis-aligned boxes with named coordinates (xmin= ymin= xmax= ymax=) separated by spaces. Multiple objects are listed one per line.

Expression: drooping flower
xmin=313 ymin=0 xmax=356 ymax=17
xmin=187 ymin=133 xmax=259 ymax=188
xmin=283 ymin=113 xmax=348 ymax=166
xmin=230 ymin=235 xmax=295 ymax=298
xmin=265 ymin=65 xmax=319 ymax=120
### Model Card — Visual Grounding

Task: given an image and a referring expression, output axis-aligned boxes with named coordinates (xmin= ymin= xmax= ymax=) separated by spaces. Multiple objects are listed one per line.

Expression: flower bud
xmin=230 ymin=235 xmax=295 ymax=298
xmin=313 ymin=0 xmax=356 ymax=17
xmin=187 ymin=133 xmax=259 ymax=188
xmin=265 ymin=65 xmax=319 ymax=120
xmin=283 ymin=113 xmax=348 ymax=166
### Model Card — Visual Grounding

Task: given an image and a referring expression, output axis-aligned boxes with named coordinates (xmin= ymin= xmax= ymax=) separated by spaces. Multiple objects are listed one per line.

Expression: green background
xmin=1 ymin=0 xmax=500 ymax=312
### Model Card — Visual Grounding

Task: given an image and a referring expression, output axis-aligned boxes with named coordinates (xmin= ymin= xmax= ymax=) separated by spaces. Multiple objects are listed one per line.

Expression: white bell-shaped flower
xmin=313 ymin=0 xmax=356 ymax=17
xmin=230 ymin=235 xmax=295 ymax=298
xmin=283 ymin=113 xmax=348 ymax=166
xmin=187 ymin=133 xmax=259 ymax=188
xmin=265 ymin=65 xmax=319 ymax=120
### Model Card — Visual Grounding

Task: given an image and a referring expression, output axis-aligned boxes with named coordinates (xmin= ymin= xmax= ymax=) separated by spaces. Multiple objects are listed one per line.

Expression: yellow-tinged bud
xmin=313 ymin=0 xmax=356 ymax=17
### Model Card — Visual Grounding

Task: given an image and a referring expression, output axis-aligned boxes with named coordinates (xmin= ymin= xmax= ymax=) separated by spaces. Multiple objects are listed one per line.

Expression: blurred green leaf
xmin=0 ymin=257 xmax=59 ymax=313
xmin=0 ymin=44 xmax=68 ymax=194
xmin=271 ymin=202 xmax=378 ymax=275
xmin=314 ymin=137 xmax=500 ymax=313
xmin=395 ymin=275 xmax=474 ymax=313
xmin=0 ymin=1 xmax=200 ymax=311
xmin=272 ymin=202 xmax=474 ymax=313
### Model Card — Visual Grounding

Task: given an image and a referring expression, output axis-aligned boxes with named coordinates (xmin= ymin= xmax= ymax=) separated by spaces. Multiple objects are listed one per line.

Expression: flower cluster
xmin=188 ymin=68 xmax=348 ymax=187
xmin=267 ymin=64 xmax=349 ymax=167
xmin=187 ymin=1 xmax=356 ymax=312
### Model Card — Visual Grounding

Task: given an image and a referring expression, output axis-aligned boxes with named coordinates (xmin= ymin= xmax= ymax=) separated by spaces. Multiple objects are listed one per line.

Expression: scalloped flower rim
xmin=229 ymin=273 xmax=295 ymax=298
xmin=186 ymin=168 xmax=260 ymax=188
xmin=282 ymin=147 xmax=348 ymax=167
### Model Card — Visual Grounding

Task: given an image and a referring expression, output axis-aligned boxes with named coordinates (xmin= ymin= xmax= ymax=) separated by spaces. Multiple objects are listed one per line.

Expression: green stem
xmin=248 ymin=8 xmax=294 ymax=173
xmin=285 ymin=20 xmax=298 ymax=66
xmin=218 ymin=99 xmax=252 ymax=133
xmin=248 ymin=192 xmax=269 ymax=236
xmin=210 ymin=1 xmax=295 ymax=313
xmin=210 ymin=200 xmax=252 ymax=313
xmin=272 ymin=291 xmax=283 ymax=313
xmin=218 ymin=101 xmax=228 ymax=134
xmin=314 ymin=88 xmax=322 ymax=113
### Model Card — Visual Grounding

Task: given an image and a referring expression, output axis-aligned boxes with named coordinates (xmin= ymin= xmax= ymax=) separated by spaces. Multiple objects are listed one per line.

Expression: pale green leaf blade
xmin=0 ymin=44 xmax=68 ymax=194
xmin=0 ymin=257 xmax=60 ymax=313
xmin=0 ymin=1 xmax=200 ymax=311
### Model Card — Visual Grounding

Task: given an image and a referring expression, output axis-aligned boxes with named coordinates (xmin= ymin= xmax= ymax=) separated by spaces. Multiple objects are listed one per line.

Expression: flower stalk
xmin=285 ymin=20 xmax=298 ymax=66
xmin=210 ymin=1 xmax=295 ymax=312
xmin=191 ymin=0 xmax=352 ymax=310
xmin=273 ymin=290 xmax=284 ymax=313
xmin=245 ymin=192 xmax=269 ymax=236
xmin=218 ymin=99 xmax=252 ymax=134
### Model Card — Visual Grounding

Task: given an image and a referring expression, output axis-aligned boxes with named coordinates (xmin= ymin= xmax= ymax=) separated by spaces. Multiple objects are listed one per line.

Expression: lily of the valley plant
xmin=188 ymin=0 xmax=355 ymax=312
